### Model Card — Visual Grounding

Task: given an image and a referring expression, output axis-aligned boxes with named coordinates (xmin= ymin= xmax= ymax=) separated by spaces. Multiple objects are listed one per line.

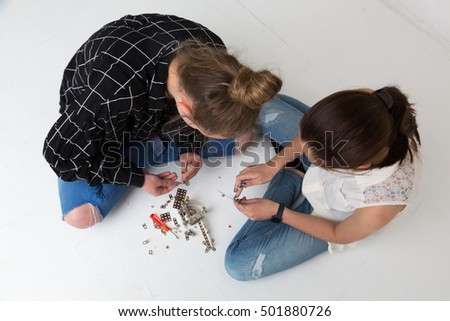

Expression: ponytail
xmin=300 ymin=86 xmax=421 ymax=170
xmin=376 ymin=86 xmax=421 ymax=166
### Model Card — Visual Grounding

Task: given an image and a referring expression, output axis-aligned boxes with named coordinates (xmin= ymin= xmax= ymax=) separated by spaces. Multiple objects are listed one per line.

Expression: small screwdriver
xmin=150 ymin=214 xmax=178 ymax=239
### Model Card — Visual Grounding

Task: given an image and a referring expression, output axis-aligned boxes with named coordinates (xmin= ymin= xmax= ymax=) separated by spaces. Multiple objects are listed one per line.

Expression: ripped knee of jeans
xmin=64 ymin=203 xmax=103 ymax=229
xmin=251 ymin=253 xmax=266 ymax=280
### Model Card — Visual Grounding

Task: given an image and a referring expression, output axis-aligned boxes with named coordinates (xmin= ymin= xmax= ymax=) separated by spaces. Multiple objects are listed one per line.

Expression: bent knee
xmin=225 ymin=263 xmax=250 ymax=282
xmin=64 ymin=203 xmax=102 ymax=229
xmin=224 ymin=247 xmax=257 ymax=282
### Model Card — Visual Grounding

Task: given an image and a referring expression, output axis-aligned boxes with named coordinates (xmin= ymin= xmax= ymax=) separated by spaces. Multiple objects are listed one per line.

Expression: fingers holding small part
xmin=233 ymin=181 xmax=248 ymax=198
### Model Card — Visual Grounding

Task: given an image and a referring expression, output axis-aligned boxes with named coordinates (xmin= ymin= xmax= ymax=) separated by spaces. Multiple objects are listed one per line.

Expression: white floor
xmin=1 ymin=0 xmax=449 ymax=301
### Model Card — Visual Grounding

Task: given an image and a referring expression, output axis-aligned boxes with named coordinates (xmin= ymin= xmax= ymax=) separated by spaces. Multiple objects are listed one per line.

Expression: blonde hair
xmin=174 ymin=40 xmax=282 ymax=137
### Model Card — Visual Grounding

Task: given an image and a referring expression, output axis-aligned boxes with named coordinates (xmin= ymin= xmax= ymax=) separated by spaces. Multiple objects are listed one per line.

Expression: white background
xmin=1 ymin=0 xmax=449 ymax=305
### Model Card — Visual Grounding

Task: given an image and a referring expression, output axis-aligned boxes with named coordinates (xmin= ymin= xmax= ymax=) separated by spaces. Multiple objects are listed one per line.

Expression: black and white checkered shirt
xmin=43 ymin=14 xmax=224 ymax=187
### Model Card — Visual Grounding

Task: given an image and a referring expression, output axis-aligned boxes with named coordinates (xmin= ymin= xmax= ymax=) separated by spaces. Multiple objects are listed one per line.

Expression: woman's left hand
xmin=234 ymin=198 xmax=279 ymax=221
xmin=179 ymin=152 xmax=202 ymax=183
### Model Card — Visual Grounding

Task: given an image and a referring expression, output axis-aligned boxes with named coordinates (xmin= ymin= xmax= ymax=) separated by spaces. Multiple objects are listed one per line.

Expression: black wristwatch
xmin=271 ymin=203 xmax=285 ymax=223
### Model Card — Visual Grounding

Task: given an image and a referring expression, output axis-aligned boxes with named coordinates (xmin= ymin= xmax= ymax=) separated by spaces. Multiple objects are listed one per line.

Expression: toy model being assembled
xmin=173 ymin=188 xmax=216 ymax=253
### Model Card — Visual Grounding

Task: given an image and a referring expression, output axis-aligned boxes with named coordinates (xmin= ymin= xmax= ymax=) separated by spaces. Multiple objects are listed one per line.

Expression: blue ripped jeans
xmin=224 ymin=94 xmax=328 ymax=281
xmin=57 ymin=137 xmax=234 ymax=220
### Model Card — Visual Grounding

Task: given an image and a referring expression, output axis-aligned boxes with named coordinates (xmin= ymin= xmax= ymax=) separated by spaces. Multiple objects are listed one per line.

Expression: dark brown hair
xmin=300 ymin=86 xmax=421 ymax=169
xmin=173 ymin=40 xmax=282 ymax=137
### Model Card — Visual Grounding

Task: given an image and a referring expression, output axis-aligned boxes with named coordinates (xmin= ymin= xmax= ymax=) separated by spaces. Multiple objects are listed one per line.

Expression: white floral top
xmin=302 ymin=160 xmax=416 ymax=252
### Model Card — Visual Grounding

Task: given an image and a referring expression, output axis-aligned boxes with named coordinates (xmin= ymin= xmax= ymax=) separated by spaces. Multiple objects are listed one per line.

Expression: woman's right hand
xmin=141 ymin=171 xmax=178 ymax=196
xmin=234 ymin=163 xmax=280 ymax=197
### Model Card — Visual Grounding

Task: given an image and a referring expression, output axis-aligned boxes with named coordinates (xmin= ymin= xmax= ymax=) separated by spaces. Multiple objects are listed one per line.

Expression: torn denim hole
xmin=251 ymin=253 xmax=266 ymax=279
xmin=262 ymin=112 xmax=280 ymax=125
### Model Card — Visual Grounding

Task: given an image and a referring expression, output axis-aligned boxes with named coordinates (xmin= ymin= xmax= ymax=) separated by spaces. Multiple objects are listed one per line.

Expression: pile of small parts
xmin=141 ymin=188 xmax=215 ymax=255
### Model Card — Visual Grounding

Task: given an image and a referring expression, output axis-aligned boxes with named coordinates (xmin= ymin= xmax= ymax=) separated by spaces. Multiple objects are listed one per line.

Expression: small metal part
xmin=142 ymin=239 xmax=150 ymax=245
xmin=173 ymin=218 xmax=180 ymax=228
xmin=165 ymin=245 xmax=170 ymax=249
xmin=217 ymin=190 xmax=234 ymax=200
xmin=160 ymin=212 xmax=172 ymax=222
xmin=179 ymin=200 xmax=207 ymax=225
xmin=198 ymin=219 xmax=215 ymax=253
xmin=175 ymin=180 xmax=190 ymax=186
xmin=184 ymin=229 xmax=195 ymax=241
xmin=228 ymin=225 xmax=232 ymax=228
xmin=142 ymin=223 xmax=148 ymax=229
xmin=217 ymin=190 xmax=247 ymax=209
xmin=173 ymin=188 xmax=187 ymax=209
xmin=240 ymin=181 xmax=247 ymax=188
xmin=169 ymin=194 xmax=173 ymax=200
xmin=148 ymin=250 xmax=153 ymax=255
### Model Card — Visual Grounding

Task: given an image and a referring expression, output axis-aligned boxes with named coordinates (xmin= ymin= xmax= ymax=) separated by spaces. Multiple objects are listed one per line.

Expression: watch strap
xmin=271 ymin=203 xmax=285 ymax=223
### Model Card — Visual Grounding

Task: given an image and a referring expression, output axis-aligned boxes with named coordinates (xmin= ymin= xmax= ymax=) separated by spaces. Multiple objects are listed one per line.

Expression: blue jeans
xmin=58 ymin=136 xmax=234 ymax=219
xmin=224 ymin=94 xmax=328 ymax=281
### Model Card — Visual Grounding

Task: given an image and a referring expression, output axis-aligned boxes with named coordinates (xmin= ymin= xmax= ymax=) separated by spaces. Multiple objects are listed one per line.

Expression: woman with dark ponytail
xmin=226 ymin=86 xmax=420 ymax=281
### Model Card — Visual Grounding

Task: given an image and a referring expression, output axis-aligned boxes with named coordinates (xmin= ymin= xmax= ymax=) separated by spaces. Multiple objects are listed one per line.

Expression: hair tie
xmin=374 ymin=88 xmax=394 ymax=110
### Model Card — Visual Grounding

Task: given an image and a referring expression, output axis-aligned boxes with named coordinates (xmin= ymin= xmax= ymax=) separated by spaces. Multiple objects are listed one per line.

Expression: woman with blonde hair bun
xmin=43 ymin=13 xmax=282 ymax=229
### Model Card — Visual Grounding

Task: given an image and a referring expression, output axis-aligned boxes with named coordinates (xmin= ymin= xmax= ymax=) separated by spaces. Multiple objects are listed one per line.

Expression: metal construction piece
xmin=198 ymin=219 xmax=216 ymax=253
xmin=217 ymin=190 xmax=233 ymax=200
xmin=177 ymin=198 xmax=214 ymax=253
xmin=142 ymin=223 xmax=148 ymax=229
xmin=175 ymin=180 xmax=190 ymax=186
xmin=142 ymin=239 xmax=150 ymax=245
xmin=173 ymin=188 xmax=187 ymax=209
xmin=184 ymin=229 xmax=195 ymax=241
xmin=160 ymin=212 xmax=172 ymax=222
xmin=148 ymin=250 xmax=153 ymax=255
xmin=217 ymin=189 xmax=247 ymax=209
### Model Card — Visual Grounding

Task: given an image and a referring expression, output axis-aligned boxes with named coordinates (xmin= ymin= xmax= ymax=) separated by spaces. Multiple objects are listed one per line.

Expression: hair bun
xmin=229 ymin=67 xmax=282 ymax=110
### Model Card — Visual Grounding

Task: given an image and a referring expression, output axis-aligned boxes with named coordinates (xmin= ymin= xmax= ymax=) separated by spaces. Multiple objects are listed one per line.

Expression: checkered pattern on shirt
xmin=43 ymin=14 xmax=224 ymax=187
